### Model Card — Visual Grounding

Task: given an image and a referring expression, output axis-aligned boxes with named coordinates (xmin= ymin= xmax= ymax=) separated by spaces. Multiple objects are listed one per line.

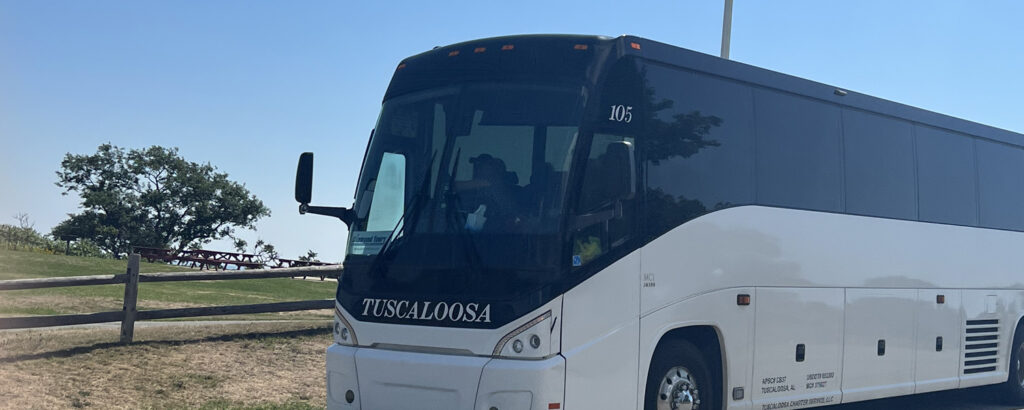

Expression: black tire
xmin=644 ymin=339 xmax=717 ymax=410
xmin=1002 ymin=324 xmax=1024 ymax=404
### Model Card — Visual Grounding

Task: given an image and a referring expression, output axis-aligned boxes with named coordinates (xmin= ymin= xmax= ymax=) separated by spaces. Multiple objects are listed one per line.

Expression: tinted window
xmin=976 ymin=139 xmax=1024 ymax=230
xmin=754 ymin=89 xmax=843 ymax=211
xmin=842 ymin=109 xmax=917 ymax=219
xmin=575 ymin=134 xmax=637 ymax=266
xmin=570 ymin=57 xmax=642 ymax=269
xmin=642 ymin=63 xmax=756 ymax=237
xmin=916 ymin=125 xmax=978 ymax=226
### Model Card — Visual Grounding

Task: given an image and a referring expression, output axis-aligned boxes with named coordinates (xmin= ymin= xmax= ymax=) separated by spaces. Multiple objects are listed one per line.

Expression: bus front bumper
xmin=326 ymin=344 xmax=566 ymax=410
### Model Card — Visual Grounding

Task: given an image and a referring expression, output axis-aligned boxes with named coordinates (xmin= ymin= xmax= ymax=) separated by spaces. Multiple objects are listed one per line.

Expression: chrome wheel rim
xmin=657 ymin=366 xmax=700 ymax=410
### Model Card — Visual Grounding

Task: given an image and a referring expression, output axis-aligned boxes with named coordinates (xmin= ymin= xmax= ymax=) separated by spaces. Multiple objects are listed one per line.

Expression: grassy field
xmin=0 ymin=321 xmax=331 ymax=409
xmin=0 ymin=249 xmax=337 ymax=320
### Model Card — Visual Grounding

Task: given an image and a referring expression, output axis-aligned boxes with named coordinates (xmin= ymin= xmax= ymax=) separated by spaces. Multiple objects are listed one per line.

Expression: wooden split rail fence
xmin=0 ymin=254 xmax=343 ymax=343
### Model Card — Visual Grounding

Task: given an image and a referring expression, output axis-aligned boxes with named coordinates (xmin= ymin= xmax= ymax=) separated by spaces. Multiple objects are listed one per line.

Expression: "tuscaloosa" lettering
xmin=360 ymin=298 xmax=492 ymax=323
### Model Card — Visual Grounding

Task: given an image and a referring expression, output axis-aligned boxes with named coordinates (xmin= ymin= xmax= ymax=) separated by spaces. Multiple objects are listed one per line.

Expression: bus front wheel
xmin=1003 ymin=324 xmax=1024 ymax=404
xmin=645 ymin=339 xmax=716 ymax=410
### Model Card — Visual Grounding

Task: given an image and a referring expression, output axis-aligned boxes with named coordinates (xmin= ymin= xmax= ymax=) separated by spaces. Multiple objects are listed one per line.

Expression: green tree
xmin=233 ymin=238 xmax=279 ymax=266
xmin=297 ymin=249 xmax=320 ymax=263
xmin=53 ymin=144 xmax=270 ymax=257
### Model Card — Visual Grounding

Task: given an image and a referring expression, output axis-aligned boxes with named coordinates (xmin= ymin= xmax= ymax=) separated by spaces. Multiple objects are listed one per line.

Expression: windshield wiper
xmin=441 ymin=148 xmax=462 ymax=220
xmin=438 ymin=149 xmax=485 ymax=280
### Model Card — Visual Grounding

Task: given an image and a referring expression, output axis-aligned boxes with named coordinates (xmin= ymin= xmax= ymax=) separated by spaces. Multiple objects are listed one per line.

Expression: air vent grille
xmin=963 ymin=319 xmax=1000 ymax=374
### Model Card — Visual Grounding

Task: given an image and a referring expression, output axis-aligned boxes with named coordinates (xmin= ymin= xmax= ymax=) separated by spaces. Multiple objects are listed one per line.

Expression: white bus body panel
xmin=751 ymin=288 xmax=844 ymax=409
xmin=326 ymin=344 xmax=361 ymax=409
xmin=476 ymin=355 xmax=566 ymax=410
xmin=638 ymin=288 xmax=756 ymax=410
xmin=326 ymin=343 xmax=566 ymax=410
xmin=840 ymin=288 xmax=916 ymax=402
xmin=335 ymin=297 xmax=563 ymax=357
xmin=354 ymin=347 xmax=488 ymax=409
xmin=561 ymin=250 xmax=641 ymax=409
xmin=959 ymin=289 xmax=1015 ymax=388
xmin=914 ymin=289 xmax=962 ymax=394
xmin=638 ymin=205 xmax=1024 ymax=409
xmin=326 ymin=298 xmax=565 ymax=410
xmin=640 ymin=206 xmax=1024 ymax=297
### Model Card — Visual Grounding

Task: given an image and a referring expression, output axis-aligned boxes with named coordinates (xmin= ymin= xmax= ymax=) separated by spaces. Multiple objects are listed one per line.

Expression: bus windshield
xmin=342 ymin=83 xmax=584 ymax=300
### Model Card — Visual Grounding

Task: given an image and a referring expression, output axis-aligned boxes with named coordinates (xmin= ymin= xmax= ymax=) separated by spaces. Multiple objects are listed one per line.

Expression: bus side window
xmin=572 ymin=134 xmax=637 ymax=267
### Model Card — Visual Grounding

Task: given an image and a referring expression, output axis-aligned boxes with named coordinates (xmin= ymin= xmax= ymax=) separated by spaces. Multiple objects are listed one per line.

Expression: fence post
xmin=119 ymin=254 xmax=140 ymax=344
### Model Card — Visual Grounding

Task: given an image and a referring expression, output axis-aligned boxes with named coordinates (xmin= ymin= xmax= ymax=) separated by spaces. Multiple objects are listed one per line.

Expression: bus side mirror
xmin=294 ymin=152 xmax=356 ymax=227
xmin=295 ymin=152 xmax=314 ymax=204
xmin=605 ymin=141 xmax=636 ymax=201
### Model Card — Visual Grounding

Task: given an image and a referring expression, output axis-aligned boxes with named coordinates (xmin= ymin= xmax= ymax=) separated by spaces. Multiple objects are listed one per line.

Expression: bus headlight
xmin=334 ymin=308 xmax=358 ymax=346
xmin=492 ymin=310 xmax=556 ymax=359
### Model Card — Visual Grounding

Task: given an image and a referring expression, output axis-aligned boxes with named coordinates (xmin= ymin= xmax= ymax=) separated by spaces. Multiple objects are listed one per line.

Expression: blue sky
xmin=2 ymin=1 xmax=1022 ymax=262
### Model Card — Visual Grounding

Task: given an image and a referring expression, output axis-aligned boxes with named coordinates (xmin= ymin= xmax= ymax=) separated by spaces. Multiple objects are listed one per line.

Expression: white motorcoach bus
xmin=294 ymin=34 xmax=1024 ymax=410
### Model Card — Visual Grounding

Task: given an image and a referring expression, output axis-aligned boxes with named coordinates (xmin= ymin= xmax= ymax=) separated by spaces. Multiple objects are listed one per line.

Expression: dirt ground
xmin=0 ymin=321 xmax=332 ymax=409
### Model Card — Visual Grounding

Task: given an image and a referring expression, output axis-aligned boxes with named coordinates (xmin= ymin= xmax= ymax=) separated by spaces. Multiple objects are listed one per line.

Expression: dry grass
xmin=0 ymin=321 xmax=331 ymax=409
xmin=0 ymin=294 xmax=332 ymax=322
xmin=0 ymin=294 xmax=205 ymax=316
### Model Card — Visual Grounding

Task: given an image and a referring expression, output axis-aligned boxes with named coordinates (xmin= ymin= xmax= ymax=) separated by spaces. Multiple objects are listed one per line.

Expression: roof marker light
xmin=573 ymin=44 xmax=588 ymax=50
xmin=448 ymin=50 xmax=460 ymax=57
xmin=474 ymin=47 xmax=486 ymax=53
xmin=397 ymin=63 xmax=406 ymax=70
xmin=630 ymin=42 xmax=641 ymax=50
xmin=501 ymin=44 xmax=514 ymax=50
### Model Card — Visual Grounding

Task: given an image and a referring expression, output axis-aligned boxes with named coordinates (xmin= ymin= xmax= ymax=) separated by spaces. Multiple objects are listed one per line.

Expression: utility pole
xmin=721 ymin=0 xmax=734 ymax=59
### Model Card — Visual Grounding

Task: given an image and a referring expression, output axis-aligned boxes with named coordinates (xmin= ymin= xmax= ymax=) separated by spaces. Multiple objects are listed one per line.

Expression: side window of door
xmin=569 ymin=56 xmax=643 ymax=270
xmin=572 ymin=134 xmax=637 ymax=267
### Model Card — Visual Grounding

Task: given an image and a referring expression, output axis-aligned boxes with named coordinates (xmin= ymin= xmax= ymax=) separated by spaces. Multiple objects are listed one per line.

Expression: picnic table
xmin=273 ymin=258 xmax=337 ymax=280
xmin=132 ymin=246 xmax=263 ymax=270
xmin=177 ymin=249 xmax=263 ymax=270
xmin=272 ymin=258 xmax=331 ymax=269
xmin=134 ymin=246 xmax=178 ymax=263
xmin=130 ymin=246 xmax=337 ymax=273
